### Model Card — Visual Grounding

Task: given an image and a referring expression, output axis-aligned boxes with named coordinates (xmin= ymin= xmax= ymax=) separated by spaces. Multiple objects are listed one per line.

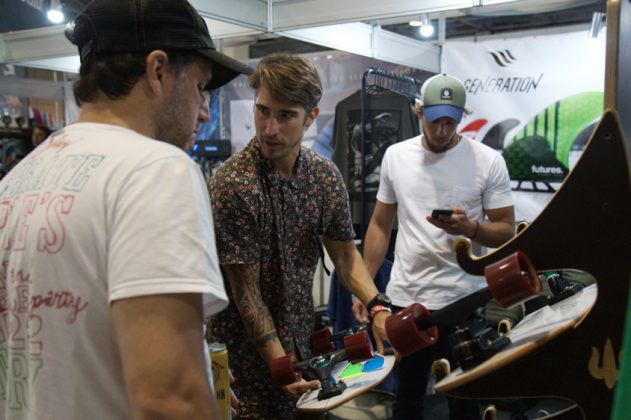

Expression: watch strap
xmin=366 ymin=293 xmax=392 ymax=313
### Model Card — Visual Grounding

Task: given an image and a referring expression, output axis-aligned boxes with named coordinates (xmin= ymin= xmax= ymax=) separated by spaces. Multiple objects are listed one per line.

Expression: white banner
xmin=443 ymin=29 xmax=606 ymax=221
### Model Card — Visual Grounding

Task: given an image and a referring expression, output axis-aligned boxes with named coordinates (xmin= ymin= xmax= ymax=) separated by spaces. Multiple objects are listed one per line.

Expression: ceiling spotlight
xmin=418 ymin=14 xmax=434 ymax=38
xmin=47 ymin=0 xmax=65 ymax=24
xmin=419 ymin=24 xmax=434 ymax=37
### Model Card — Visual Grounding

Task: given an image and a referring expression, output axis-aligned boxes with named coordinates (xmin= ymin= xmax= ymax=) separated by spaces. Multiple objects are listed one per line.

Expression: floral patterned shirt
xmin=208 ymin=138 xmax=354 ymax=418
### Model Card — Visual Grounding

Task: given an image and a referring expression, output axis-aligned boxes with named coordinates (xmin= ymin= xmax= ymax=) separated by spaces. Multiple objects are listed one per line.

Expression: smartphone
xmin=431 ymin=209 xmax=454 ymax=219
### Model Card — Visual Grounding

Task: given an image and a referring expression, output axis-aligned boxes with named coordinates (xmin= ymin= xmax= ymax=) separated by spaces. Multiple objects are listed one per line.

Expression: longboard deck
xmin=609 ymin=0 xmax=631 ymax=417
xmin=437 ymin=108 xmax=631 ymax=419
xmin=296 ymin=354 xmax=395 ymax=413
xmin=435 ymin=284 xmax=596 ymax=393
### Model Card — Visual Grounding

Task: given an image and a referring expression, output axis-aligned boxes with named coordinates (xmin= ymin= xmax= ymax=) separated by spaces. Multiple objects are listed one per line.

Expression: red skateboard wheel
xmin=343 ymin=329 xmax=374 ymax=363
xmin=310 ymin=328 xmax=335 ymax=354
xmin=386 ymin=303 xmax=438 ymax=356
xmin=270 ymin=354 xmax=300 ymax=387
xmin=484 ymin=251 xmax=541 ymax=308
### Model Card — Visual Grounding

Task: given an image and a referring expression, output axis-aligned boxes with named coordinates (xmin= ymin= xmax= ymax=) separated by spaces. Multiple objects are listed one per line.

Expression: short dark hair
xmin=248 ymin=53 xmax=322 ymax=114
xmin=72 ymin=51 xmax=197 ymax=106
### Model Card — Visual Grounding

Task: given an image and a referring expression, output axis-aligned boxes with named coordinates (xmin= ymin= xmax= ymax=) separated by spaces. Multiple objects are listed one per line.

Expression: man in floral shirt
xmin=208 ymin=53 xmax=391 ymax=418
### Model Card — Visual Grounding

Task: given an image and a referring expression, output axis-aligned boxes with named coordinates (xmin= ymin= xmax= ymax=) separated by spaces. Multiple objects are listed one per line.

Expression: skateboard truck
xmin=521 ymin=292 xmax=549 ymax=315
xmin=449 ymin=318 xmax=511 ymax=371
xmin=387 ymin=251 xmax=540 ymax=357
xmin=305 ymin=352 xmax=348 ymax=400
xmin=310 ymin=325 xmax=368 ymax=355
xmin=521 ymin=272 xmax=584 ymax=313
xmin=545 ymin=272 xmax=583 ymax=305
xmin=271 ymin=329 xmax=374 ymax=401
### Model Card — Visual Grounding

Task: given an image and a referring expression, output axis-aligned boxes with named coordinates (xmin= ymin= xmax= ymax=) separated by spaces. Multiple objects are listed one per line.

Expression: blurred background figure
xmin=32 ymin=122 xmax=52 ymax=147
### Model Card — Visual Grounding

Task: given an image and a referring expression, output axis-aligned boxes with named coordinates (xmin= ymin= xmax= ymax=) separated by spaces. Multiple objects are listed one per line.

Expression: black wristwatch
xmin=366 ymin=292 xmax=392 ymax=317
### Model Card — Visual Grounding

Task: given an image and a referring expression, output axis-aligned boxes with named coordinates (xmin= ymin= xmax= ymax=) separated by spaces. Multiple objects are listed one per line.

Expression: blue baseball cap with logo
xmin=420 ymin=74 xmax=467 ymax=123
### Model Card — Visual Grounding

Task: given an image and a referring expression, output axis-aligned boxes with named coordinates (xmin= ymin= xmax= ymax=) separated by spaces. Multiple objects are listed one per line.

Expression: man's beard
xmin=153 ymin=78 xmax=194 ymax=150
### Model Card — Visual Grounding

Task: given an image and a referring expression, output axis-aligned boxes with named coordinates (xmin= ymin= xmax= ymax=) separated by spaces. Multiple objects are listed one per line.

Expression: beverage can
xmin=209 ymin=342 xmax=231 ymax=420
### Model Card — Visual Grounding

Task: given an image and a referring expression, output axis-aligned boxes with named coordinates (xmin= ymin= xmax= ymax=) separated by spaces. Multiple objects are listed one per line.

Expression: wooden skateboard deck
xmin=296 ymin=354 xmax=395 ymax=413
xmin=432 ymin=109 xmax=630 ymax=418
xmin=608 ymin=0 xmax=631 ymax=418
xmin=435 ymin=284 xmax=596 ymax=393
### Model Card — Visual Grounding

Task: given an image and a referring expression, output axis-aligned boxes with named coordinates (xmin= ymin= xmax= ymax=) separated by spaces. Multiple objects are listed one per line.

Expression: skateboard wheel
xmin=497 ymin=318 xmax=513 ymax=335
xmin=483 ymin=404 xmax=498 ymax=420
xmin=484 ymin=251 xmax=541 ymax=307
xmin=270 ymin=354 xmax=300 ymax=387
xmin=310 ymin=328 xmax=335 ymax=354
xmin=343 ymin=330 xmax=374 ymax=363
xmin=386 ymin=303 xmax=438 ymax=357
xmin=431 ymin=358 xmax=451 ymax=383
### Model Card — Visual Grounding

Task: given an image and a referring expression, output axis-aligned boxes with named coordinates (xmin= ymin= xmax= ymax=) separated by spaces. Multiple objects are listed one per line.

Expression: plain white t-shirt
xmin=377 ymin=135 xmax=513 ymax=309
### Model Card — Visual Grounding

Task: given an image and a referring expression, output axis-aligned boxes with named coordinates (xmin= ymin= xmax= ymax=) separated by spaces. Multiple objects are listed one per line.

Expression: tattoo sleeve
xmin=222 ymin=263 xmax=279 ymax=349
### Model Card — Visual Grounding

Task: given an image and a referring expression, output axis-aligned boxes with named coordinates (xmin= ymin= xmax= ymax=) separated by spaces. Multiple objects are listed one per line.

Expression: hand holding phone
xmin=431 ymin=209 xmax=454 ymax=219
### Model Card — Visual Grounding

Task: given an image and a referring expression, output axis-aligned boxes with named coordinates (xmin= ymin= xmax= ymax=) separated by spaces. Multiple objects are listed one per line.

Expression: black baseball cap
xmin=64 ymin=0 xmax=252 ymax=89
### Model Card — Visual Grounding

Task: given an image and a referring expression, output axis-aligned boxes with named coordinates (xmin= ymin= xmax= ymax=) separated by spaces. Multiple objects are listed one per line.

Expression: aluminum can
xmin=209 ymin=342 xmax=231 ymax=419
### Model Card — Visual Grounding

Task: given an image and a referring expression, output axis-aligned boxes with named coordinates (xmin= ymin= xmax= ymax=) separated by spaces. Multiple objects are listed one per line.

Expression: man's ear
xmin=145 ymin=50 xmax=169 ymax=96
xmin=305 ymin=106 xmax=320 ymax=129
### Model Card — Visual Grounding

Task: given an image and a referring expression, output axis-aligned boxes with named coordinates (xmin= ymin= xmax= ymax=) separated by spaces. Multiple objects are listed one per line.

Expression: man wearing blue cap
xmin=354 ymin=74 xmax=515 ymax=419
xmin=0 ymin=1 xmax=250 ymax=419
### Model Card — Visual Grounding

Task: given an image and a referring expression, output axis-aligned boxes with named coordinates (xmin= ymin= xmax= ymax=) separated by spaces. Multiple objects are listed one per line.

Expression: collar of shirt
xmin=252 ymin=138 xmax=307 ymax=189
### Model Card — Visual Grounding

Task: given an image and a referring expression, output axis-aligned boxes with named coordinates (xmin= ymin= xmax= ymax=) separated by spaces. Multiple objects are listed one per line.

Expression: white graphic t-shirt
xmin=0 ymin=123 xmax=228 ymax=419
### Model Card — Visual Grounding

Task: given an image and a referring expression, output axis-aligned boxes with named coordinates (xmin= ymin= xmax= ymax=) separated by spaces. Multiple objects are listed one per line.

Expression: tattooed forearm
xmin=222 ymin=263 xmax=277 ymax=346
xmin=253 ymin=331 xmax=280 ymax=349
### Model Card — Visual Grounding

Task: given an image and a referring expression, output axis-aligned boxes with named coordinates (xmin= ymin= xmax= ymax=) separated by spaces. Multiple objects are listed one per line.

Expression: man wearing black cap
xmin=355 ymin=74 xmax=515 ymax=419
xmin=0 ymin=1 xmax=249 ymax=419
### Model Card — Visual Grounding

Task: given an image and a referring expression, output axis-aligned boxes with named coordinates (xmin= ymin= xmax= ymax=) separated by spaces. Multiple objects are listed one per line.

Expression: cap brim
xmin=201 ymin=49 xmax=253 ymax=89
xmin=424 ymin=105 xmax=464 ymax=123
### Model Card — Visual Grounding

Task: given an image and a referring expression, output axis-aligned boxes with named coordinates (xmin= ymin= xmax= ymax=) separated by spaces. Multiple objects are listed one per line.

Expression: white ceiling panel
xmin=280 ymin=23 xmax=440 ymax=72
xmin=190 ymin=0 xmax=268 ymax=30
xmin=272 ymin=0 xmax=473 ymax=30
